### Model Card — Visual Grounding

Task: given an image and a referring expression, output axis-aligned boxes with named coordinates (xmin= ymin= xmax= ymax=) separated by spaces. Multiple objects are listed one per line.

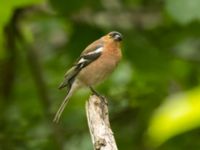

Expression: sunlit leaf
xmin=148 ymin=87 xmax=200 ymax=146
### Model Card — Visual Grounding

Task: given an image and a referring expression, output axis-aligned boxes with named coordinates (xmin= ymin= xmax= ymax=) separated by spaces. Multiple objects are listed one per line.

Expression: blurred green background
xmin=1 ymin=0 xmax=200 ymax=149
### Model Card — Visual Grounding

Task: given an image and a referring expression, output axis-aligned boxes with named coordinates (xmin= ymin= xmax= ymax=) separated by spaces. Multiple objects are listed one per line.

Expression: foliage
xmin=0 ymin=0 xmax=200 ymax=150
xmin=148 ymin=87 xmax=200 ymax=146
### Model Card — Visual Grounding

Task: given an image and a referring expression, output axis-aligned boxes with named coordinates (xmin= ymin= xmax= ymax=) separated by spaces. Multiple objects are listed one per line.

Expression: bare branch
xmin=86 ymin=95 xmax=118 ymax=150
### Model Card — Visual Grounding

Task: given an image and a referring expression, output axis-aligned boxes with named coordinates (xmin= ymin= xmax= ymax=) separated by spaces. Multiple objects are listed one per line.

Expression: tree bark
xmin=86 ymin=95 xmax=118 ymax=150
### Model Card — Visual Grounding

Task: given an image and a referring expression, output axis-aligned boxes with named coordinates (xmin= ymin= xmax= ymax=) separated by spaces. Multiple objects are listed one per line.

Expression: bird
xmin=53 ymin=31 xmax=123 ymax=123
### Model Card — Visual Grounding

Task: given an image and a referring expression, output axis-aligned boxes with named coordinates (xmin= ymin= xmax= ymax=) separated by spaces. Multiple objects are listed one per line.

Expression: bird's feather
xmin=58 ymin=45 xmax=103 ymax=90
xmin=54 ymin=80 xmax=80 ymax=123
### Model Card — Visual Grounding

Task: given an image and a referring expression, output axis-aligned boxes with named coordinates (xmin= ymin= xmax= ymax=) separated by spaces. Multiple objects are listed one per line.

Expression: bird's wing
xmin=58 ymin=44 xmax=103 ymax=89
xmin=76 ymin=45 xmax=103 ymax=69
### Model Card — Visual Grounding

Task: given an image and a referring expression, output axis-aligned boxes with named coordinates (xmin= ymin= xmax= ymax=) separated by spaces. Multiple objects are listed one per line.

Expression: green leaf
xmin=147 ymin=87 xmax=200 ymax=146
xmin=166 ymin=0 xmax=200 ymax=24
xmin=0 ymin=0 xmax=44 ymax=58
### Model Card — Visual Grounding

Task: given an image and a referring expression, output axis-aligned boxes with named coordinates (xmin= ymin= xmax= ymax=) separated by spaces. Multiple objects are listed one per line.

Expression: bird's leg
xmin=89 ymin=86 xmax=107 ymax=105
xmin=90 ymin=86 xmax=103 ymax=98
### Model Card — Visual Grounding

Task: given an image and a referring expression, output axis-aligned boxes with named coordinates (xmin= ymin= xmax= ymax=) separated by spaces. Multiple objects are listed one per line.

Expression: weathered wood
xmin=86 ymin=95 xmax=118 ymax=150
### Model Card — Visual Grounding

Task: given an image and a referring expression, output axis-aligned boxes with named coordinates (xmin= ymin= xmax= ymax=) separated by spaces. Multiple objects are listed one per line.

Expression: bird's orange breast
xmin=77 ymin=42 xmax=122 ymax=86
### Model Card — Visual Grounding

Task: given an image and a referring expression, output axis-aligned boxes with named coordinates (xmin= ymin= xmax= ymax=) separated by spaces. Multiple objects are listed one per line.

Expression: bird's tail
xmin=53 ymin=81 xmax=80 ymax=123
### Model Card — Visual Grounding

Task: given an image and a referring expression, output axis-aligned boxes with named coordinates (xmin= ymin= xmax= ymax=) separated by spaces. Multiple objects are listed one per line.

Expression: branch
xmin=86 ymin=95 xmax=118 ymax=150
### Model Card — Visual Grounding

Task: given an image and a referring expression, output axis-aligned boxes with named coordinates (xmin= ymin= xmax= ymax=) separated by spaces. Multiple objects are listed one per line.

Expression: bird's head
xmin=104 ymin=31 xmax=123 ymax=42
xmin=108 ymin=31 xmax=123 ymax=42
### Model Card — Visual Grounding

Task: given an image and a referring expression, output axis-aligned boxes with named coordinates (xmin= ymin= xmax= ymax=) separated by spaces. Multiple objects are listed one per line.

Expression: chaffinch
xmin=53 ymin=31 xmax=123 ymax=123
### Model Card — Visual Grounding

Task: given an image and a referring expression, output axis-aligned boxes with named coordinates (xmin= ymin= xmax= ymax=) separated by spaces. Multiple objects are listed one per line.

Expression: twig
xmin=86 ymin=95 xmax=118 ymax=150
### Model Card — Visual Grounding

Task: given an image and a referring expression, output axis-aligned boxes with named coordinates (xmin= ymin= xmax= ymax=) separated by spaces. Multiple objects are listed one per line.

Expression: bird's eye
xmin=108 ymin=33 xmax=116 ymax=39
xmin=108 ymin=34 xmax=113 ymax=38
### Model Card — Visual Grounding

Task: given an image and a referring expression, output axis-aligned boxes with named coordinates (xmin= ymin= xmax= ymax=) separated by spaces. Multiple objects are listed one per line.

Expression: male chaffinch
xmin=53 ymin=31 xmax=123 ymax=123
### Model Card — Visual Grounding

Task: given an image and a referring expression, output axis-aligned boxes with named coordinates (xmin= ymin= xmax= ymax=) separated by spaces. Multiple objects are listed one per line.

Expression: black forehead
xmin=108 ymin=31 xmax=122 ymax=37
